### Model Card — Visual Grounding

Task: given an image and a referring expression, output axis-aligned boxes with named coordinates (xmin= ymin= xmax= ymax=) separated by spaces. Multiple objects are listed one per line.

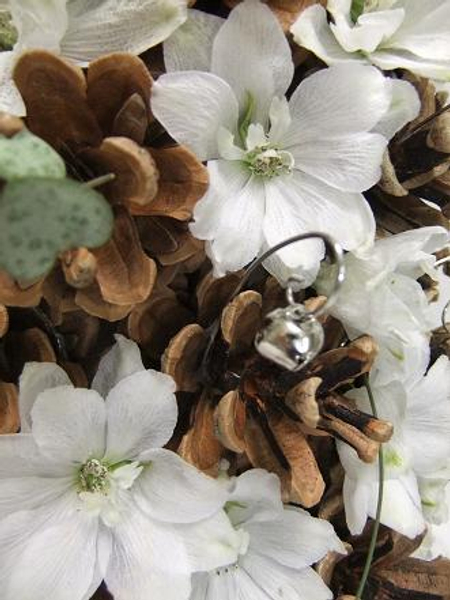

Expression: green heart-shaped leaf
xmin=0 ymin=130 xmax=66 ymax=181
xmin=0 ymin=178 xmax=114 ymax=281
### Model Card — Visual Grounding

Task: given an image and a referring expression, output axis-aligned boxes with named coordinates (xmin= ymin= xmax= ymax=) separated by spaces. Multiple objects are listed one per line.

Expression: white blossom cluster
xmin=1 ymin=0 xmax=450 ymax=598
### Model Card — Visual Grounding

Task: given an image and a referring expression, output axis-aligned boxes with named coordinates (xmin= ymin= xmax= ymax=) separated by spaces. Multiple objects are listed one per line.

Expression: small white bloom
xmin=317 ymin=226 xmax=449 ymax=386
xmin=0 ymin=334 xmax=241 ymax=600
xmin=291 ymin=0 xmax=450 ymax=80
xmin=413 ymin=477 xmax=450 ymax=560
xmin=190 ymin=469 xmax=346 ymax=600
xmin=152 ymin=0 xmax=418 ymax=284
xmin=0 ymin=0 xmax=188 ymax=115
xmin=338 ymin=355 xmax=450 ymax=539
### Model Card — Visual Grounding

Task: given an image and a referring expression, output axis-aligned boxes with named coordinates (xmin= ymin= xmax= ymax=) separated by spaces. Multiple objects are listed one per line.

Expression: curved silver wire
xmin=233 ymin=232 xmax=345 ymax=318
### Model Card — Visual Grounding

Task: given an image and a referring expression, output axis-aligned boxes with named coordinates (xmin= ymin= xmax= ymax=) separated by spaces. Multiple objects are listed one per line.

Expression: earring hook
xmin=233 ymin=231 xmax=345 ymax=310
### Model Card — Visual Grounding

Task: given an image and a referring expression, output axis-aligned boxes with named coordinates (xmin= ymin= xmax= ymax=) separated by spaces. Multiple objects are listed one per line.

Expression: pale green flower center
xmin=79 ymin=458 xmax=110 ymax=494
xmin=245 ymin=144 xmax=294 ymax=178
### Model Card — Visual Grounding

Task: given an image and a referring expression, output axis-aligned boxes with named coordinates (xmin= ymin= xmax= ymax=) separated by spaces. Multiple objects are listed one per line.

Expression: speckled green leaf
xmin=0 ymin=130 xmax=66 ymax=181
xmin=0 ymin=178 xmax=114 ymax=280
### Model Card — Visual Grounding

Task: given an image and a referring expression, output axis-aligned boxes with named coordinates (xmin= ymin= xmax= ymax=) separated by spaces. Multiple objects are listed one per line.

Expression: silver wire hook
xmin=233 ymin=232 xmax=346 ymax=313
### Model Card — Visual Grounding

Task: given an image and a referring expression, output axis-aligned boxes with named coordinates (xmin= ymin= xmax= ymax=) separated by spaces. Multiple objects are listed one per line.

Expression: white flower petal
xmin=330 ymin=9 xmax=405 ymax=54
xmin=291 ymin=5 xmax=361 ymax=65
xmin=389 ymin=0 xmax=450 ymax=61
xmin=377 ymin=473 xmax=425 ymax=539
xmin=265 ymin=172 xmax=375 ymax=264
xmin=241 ymin=552 xmax=333 ymax=600
xmin=105 ymin=370 xmax=177 ymax=461
xmin=0 ymin=51 xmax=26 ymax=115
xmin=91 ymin=334 xmax=145 ymax=398
xmin=342 ymin=476 xmax=371 ymax=535
xmin=31 ymin=387 xmax=106 ymax=465
xmin=0 ymin=434 xmax=56 ymax=477
xmin=62 ymin=0 xmax=187 ymax=65
xmin=211 ymin=0 xmax=294 ymax=124
xmin=152 ymin=71 xmax=239 ymax=161
xmin=263 ymin=177 xmax=325 ymax=281
xmin=193 ymin=570 xmax=238 ymax=600
xmin=175 ymin=510 xmax=244 ymax=572
xmin=105 ymin=500 xmax=192 ymax=600
xmin=245 ymin=508 xmax=345 ymax=569
xmin=282 ymin=63 xmax=392 ymax=145
xmin=19 ymin=362 xmax=72 ymax=433
xmin=370 ymin=48 xmax=450 ymax=80
xmin=227 ymin=469 xmax=283 ymax=526
xmin=268 ymin=96 xmax=292 ymax=145
xmin=164 ymin=8 xmax=224 ymax=72
xmin=372 ymin=79 xmax=421 ymax=140
xmin=291 ymin=132 xmax=387 ymax=192
xmin=10 ymin=0 xmax=68 ymax=52
xmin=135 ymin=448 xmax=228 ymax=523
xmin=0 ymin=476 xmax=73 ymax=519
xmin=0 ymin=501 xmax=98 ymax=600
xmin=191 ymin=161 xmax=264 ymax=276
xmin=404 ymin=356 xmax=450 ymax=474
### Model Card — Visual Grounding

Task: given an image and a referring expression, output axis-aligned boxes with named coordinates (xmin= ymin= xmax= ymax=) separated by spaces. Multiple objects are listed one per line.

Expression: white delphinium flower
xmin=291 ymin=0 xmax=450 ymax=80
xmin=317 ymin=226 xmax=449 ymax=386
xmin=0 ymin=0 xmax=188 ymax=115
xmin=413 ymin=476 xmax=450 ymax=560
xmin=190 ymin=468 xmax=346 ymax=600
xmin=0 ymin=335 xmax=243 ymax=600
xmin=152 ymin=0 xmax=419 ymax=284
xmin=338 ymin=355 xmax=450 ymax=539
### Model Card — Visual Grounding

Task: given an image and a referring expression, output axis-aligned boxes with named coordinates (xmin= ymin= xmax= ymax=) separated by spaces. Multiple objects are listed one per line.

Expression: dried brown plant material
xmin=112 ymin=93 xmax=148 ymax=144
xmin=269 ymin=412 xmax=325 ymax=506
xmin=19 ymin=328 xmax=57 ymax=363
xmin=0 ymin=304 xmax=9 ymax=337
xmin=402 ymin=162 xmax=450 ymax=190
xmin=60 ymin=361 xmax=88 ymax=388
xmin=244 ymin=412 xmax=291 ymax=500
xmin=0 ymin=382 xmax=19 ymax=434
xmin=373 ymin=189 xmax=450 ymax=231
xmin=162 ymin=323 xmax=208 ymax=392
xmin=61 ymin=248 xmax=97 ymax=289
xmin=13 ymin=50 xmax=102 ymax=149
xmin=75 ymin=283 xmax=134 ymax=322
xmin=78 ymin=208 xmax=157 ymax=310
xmin=127 ymin=286 xmax=193 ymax=361
xmin=316 ymin=544 xmax=352 ymax=587
xmin=0 ymin=270 xmax=43 ymax=307
xmin=42 ymin=267 xmax=78 ymax=325
xmin=379 ymin=151 xmax=408 ymax=197
xmin=82 ymin=137 xmax=159 ymax=208
xmin=286 ymin=377 xmax=322 ymax=428
xmin=427 ymin=111 xmax=450 ymax=153
xmin=197 ymin=271 xmax=242 ymax=326
xmin=86 ymin=53 xmax=153 ymax=137
xmin=214 ymin=390 xmax=246 ymax=453
xmin=220 ymin=290 xmax=262 ymax=350
xmin=0 ymin=111 xmax=24 ymax=137
xmin=178 ymin=394 xmax=224 ymax=475
xmin=133 ymin=146 xmax=208 ymax=220
xmin=58 ymin=310 xmax=100 ymax=360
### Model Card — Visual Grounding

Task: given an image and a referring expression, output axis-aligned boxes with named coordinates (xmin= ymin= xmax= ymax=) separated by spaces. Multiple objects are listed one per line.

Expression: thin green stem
xmin=355 ymin=375 xmax=384 ymax=599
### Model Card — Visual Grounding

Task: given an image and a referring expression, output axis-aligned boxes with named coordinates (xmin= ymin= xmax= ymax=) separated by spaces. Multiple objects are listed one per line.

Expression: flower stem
xmin=355 ymin=374 xmax=384 ymax=600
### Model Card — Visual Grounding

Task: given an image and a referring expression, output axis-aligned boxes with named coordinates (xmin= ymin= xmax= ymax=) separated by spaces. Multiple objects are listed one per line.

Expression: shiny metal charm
xmin=247 ymin=232 xmax=345 ymax=372
xmin=255 ymin=303 xmax=324 ymax=371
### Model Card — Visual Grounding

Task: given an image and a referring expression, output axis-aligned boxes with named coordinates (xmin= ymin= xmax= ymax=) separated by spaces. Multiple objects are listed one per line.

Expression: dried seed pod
xmin=197 ymin=271 xmax=242 ymax=326
xmin=0 ymin=270 xmax=43 ymax=307
xmin=61 ymin=248 xmax=97 ymax=289
xmin=178 ymin=395 xmax=224 ymax=476
xmin=112 ymin=93 xmax=148 ymax=145
xmin=427 ymin=111 xmax=450 ymax=153
xmin=220 ymin=290 xmax=262 ymax=350
xmin=82 ymin=137 xmax=159 ymax=207
xmin=286 ymin=377 xmax=322 ymax=429
xmin=0 ymin=382 xmax=19 ymax=433
xmin=315 ymin=544 xmax=351 ymax=586
xmin=162 ymin=324 xmax=208 ymax=392
xmin=269 ymin=413 xmax=325 ymax=507
xmin=214 ymin=391 xmax=246 ymax=453
xmin=0 ymin=304 xmax=9 ymax=337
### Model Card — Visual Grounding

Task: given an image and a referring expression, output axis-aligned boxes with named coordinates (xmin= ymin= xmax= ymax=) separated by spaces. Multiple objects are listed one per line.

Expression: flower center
xmin=79 ymin=458 xmax=110 ymax=494
xmin=245 ymin=144 xmax=294 ymax=178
